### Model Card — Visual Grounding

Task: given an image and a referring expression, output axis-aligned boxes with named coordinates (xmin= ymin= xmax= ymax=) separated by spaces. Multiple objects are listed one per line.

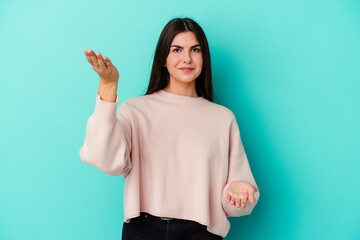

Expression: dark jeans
xmin=122 ymin=212 xmax=223 ymax=240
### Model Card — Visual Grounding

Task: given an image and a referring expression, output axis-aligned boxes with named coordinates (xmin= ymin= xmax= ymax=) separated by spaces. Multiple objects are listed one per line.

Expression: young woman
xmin=79 ymin=17 xmax=260 ymax=239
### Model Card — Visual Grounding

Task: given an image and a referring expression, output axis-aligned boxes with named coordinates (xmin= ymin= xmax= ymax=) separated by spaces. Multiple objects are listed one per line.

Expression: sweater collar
xmin=154 ymin=89 xmax=208 ymax=104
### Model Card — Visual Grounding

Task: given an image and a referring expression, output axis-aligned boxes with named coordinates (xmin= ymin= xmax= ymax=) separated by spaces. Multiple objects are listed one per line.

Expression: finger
xmin=95 ymin=52 xmax=108 ymax=71
xmin=226 ymin=194 xmax=231 ymax=203
xmin=87 ymin=49 xmax=100 ymax=67
xmin=84 ymin=49 xmax=92 ymax=63
xmin=230 ymin=194 xmax=239 ymax=208
xmin=85 ymin=49 xmax=93 ymax=62
xmin=84 ymin=49 xmax=94 ymax=64
xmin=241 ymin=197 xmax=247 ymax=208
xmin=229 ymin=196 xmax=235 ymax=205
xmin=236 ymin=192 xmax=247 ymax=208
xmin=103 ymin=56 xmax=113 ymax=68
xmin=241 ymin=192 xmax=249 ymax=208
xmin=248 ymin=189 xmax=255 ymax=204
xmin=235 ymin=198 xmax=241 ymax=208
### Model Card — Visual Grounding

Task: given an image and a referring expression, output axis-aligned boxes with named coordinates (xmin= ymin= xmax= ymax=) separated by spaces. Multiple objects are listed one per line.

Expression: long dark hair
xmin=143 ymin=17 xmax=213 ymax=102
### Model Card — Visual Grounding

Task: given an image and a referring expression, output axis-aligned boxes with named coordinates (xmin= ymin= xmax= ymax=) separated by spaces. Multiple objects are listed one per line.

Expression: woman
xmin=79 ymin=17 xmax=260 ymax=239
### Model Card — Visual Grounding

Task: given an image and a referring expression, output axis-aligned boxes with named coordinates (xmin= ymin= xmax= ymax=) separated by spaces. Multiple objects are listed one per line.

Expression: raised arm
xmin=78 ymin=49 xmax=132 ymax=178
xmin=79 ymin=95 xmax=132 ymax=177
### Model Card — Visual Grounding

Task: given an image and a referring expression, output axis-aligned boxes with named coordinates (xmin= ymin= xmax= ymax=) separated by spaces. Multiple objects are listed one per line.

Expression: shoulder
xmin=121 ymin=93 xmax=153 ymax=109
xmin=206 ymin=101 xmax=237 ymax=121
xmin=117 ymin=93 xmax=154 ymax=114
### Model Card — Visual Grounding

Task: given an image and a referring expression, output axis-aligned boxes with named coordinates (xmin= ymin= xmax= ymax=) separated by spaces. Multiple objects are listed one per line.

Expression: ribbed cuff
xmin=92 ymin=94 xmax=119 ymax=125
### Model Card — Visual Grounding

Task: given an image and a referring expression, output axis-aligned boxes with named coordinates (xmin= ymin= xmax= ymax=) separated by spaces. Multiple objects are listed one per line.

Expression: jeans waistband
xmin=140 ymin=212 xmax=181 ymax=221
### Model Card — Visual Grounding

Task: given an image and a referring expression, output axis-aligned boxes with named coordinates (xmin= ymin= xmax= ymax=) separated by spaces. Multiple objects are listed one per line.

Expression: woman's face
xmin=164 ymin=31 xmax=203 ymax=87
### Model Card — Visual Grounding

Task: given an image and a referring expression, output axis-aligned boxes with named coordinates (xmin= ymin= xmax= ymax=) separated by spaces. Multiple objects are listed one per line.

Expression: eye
xmin=193 ymin=48 xmax=201 ymax=52
xmin=173 ymin=48 xmax=181 ymax=53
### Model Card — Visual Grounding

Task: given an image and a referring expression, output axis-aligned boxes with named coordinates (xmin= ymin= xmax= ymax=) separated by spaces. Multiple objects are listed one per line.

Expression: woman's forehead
xmin=171 ymin=32 xmax=200 ymax=46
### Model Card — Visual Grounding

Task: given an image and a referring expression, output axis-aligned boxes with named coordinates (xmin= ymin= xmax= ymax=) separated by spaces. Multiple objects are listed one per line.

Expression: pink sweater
xmin=79 ymin=89 xmax=260 ymax=238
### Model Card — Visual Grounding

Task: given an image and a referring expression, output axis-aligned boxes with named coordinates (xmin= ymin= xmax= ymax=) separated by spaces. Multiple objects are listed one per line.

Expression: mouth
xmin=179 ymin=68 xmax=194 ymax=72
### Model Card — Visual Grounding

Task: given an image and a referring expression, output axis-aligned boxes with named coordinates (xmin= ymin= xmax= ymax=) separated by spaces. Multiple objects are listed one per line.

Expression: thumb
xmin=247 ymin=187 xmax=255 ymax=204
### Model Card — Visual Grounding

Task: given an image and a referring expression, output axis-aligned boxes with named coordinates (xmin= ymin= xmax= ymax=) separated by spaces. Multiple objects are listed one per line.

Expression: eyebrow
xmin=170 ymin=44 xmax=201 ymax=48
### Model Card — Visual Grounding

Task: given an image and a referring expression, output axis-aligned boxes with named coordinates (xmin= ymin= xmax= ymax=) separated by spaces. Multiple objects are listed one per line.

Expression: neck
xmin=162 ymin=84 xmax=199 ymax=98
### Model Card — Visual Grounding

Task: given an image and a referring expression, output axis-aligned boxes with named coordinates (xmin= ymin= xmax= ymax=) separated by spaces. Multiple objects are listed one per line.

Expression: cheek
xmin=194 ymin=55 xmax=203 ymax=65
xmin=196 ymin=59 xmax=203 ymax=69
xmin=166 ymin=55 xmax=180 ymax=67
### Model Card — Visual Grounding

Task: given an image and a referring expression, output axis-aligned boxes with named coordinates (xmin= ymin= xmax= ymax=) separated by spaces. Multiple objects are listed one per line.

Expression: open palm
xmin=225 ymin=181 xmax=256 ymax=208
xmin=84 ymin=48 xmax=119 ymax=84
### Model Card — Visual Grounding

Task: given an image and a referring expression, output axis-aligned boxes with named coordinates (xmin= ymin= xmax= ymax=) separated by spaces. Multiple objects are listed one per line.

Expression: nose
xmin=183 ymin=51 xmax=192 ymax=63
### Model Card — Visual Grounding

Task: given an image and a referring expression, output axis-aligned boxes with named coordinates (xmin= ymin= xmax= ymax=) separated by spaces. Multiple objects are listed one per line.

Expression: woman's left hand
xmin=225 ymin=181 xmax=256 ymax=208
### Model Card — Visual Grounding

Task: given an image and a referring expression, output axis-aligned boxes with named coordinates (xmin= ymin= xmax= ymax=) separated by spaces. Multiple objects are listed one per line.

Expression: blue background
xmin=1 ymin=0 xmax=359 ymax=239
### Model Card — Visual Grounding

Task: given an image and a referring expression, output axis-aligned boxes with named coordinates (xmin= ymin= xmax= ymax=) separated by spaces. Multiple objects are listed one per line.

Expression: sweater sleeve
xmin=78 ymin=94 xmax=132 ymax=178
xmin=221 ymin=114 xmax=260 ymax=217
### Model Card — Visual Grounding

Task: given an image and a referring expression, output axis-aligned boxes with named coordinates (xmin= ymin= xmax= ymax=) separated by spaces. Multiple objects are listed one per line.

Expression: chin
xmin=180 ymin=77 xmax=197 ymax=83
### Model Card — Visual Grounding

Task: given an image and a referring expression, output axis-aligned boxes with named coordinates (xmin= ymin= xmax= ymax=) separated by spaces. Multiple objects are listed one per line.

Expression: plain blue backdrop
xmin=0 ymin=0 xmax=359 ymax=239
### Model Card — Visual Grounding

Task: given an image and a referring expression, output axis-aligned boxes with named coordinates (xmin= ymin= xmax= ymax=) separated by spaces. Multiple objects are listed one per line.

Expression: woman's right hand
xmin=84 ymin=49 xmax=119 ymax=84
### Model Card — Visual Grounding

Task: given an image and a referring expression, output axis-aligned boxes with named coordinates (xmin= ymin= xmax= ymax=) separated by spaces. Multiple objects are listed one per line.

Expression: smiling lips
xmin=179 ymin=67 xmax=194 ymax=72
